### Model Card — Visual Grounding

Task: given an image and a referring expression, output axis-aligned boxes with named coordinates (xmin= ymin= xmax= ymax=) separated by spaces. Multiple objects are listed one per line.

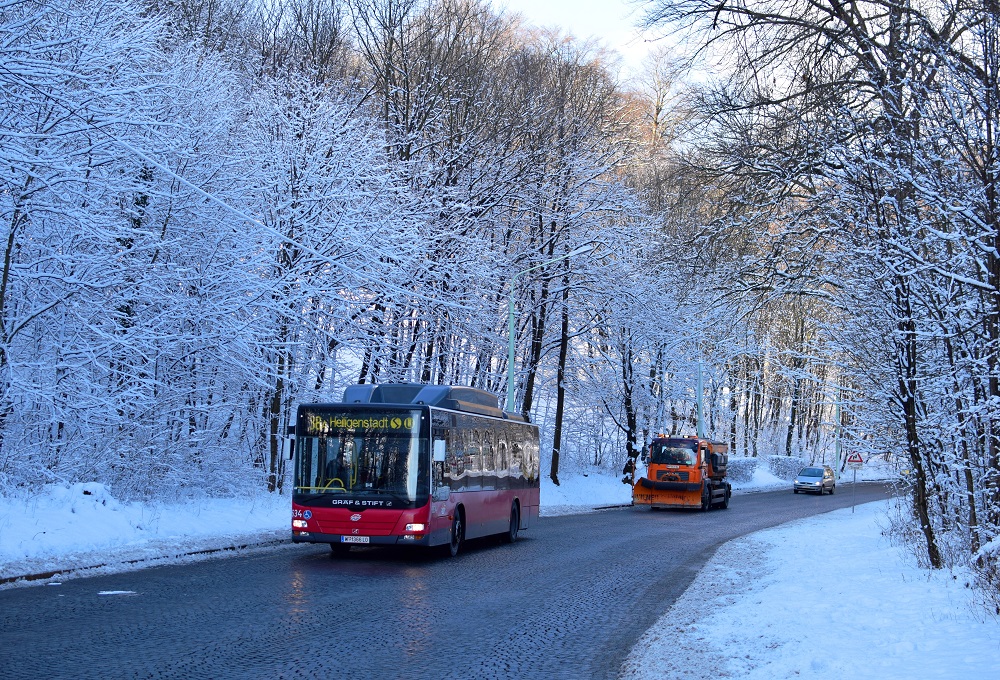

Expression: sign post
xmin=846 ymin=452 xmax=864 ymax=512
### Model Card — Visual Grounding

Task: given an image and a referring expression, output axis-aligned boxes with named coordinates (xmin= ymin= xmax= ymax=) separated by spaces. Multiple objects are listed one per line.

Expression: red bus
xmin=290 ymin=383 xmax=540 ymax=556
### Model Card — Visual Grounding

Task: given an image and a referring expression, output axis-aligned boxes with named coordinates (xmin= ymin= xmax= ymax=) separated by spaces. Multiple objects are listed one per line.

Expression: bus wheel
xmin=330 ymin=543 xmax=351 ymax=557
xmin=503 ymin=503 xmax=520 ymax=544
xmin=445 ymin=514 xmax=463 ymax=557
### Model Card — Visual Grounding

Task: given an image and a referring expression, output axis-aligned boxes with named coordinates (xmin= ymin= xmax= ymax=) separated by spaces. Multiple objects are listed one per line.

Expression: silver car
xmin=793 ymin=465 xmax=836 ymax=495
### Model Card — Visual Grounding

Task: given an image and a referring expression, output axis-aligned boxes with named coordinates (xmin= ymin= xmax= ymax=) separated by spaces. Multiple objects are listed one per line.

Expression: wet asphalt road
xmin=0 ymin=483 xmax=892 ymax=680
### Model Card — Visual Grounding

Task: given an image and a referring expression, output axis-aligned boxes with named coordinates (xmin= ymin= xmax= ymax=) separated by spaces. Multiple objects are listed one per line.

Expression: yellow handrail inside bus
xmin=322 ymin=477 xmax=347 ymax=491
xmin=296 ymin=479 xmax=347 ymax=492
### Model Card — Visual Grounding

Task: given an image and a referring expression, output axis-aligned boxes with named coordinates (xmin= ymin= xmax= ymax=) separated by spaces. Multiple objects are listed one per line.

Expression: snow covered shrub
xmin=726 ymin=456 xmax=758 ymax=483
xmin=767 ymin=455 xmax=810 ymax=480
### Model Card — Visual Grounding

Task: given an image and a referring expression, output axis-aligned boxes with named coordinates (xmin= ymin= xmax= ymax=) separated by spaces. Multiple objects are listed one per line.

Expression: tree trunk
xmin=785 ymin=375 xmax=800 ymax=457
xmin=895 ymin=277 xmax=942 ymax=568
xmin=622 ymin=340 xmax=639 ymax=485
xmin=519 ymin=285 xmax=551 ymax=417
xmin=267 ymin=347 xmax=287 ymax=494
xmin=549 ymin=275 xmax=571 ymax=486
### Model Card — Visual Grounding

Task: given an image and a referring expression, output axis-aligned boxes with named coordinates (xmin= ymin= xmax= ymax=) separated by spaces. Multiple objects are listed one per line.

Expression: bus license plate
xmin=342 ymin=536 xmax=369 ymax=544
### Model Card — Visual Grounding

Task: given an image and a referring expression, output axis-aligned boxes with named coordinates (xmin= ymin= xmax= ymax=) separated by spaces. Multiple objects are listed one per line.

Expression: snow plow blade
xmin=632 ymin=478 xmax=702 ymax=509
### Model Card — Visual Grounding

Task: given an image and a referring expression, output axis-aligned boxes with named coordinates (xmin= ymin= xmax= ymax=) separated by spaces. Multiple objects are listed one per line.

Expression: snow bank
xmin=621 ymin=500 xmax=1000 ymax=679
xmin=540 ymin=470 xmax=632 ymax=516
xmin=0 ymin=484 xmax=288 ymax=581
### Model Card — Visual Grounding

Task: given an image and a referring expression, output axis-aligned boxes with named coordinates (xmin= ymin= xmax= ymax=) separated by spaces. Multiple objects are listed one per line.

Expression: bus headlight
xmin=292 ymin=519 xmax=308 ymax=529
xmin=405 ymin=523 xmax=426 ymax=532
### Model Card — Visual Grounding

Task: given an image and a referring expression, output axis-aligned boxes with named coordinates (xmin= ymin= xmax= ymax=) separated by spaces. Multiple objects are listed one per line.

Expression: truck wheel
xmin=720 ymin=487 xmax=730 ymax=509
xmin=701 ymin=485 xmax=711 ymax=512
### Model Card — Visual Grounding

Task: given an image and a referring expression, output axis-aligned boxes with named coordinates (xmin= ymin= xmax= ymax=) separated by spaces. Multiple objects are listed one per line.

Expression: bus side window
xmin=468 ymin=429 xmax=482 ymax=491
xmin=432 ymin=439 xmax=447 ymax=498
xmin=510 ymin=441 xmax=522 ymax=482
xmin=481 ymin=428 xmax=494 ymax=491
xmin=497 ymin=439 xmax=508 ymax=481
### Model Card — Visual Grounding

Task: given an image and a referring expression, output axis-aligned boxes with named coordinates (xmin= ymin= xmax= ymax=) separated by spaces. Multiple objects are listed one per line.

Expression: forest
xmin=2 ymin=0 xmax=999 ymax=600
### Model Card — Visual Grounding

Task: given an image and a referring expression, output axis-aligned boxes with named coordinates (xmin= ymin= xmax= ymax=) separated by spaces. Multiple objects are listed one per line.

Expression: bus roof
xmin=337 ymin=383 xmax=529 ymax=422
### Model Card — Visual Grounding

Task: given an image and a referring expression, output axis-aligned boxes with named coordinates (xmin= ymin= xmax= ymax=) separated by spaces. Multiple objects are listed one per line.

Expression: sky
xmin=493 ymin=0 xmax=657 ymax=74
xmin=2 ymin=466 xmax=998 ymax=677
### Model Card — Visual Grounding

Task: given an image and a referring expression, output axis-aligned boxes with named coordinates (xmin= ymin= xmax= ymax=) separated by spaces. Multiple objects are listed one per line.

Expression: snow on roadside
xmin=0 ymin=483 xmax=289 ymax=584
xmin=540 ymin=470 xmax=633 ymax=516
xmin=620 ymin=500 xmax=1000 ymax=680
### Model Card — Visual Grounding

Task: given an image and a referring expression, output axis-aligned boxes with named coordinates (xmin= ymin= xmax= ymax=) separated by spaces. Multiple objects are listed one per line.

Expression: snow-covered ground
xmin=621 ymin=499 xmax=1000 ymax=679
xmin=2 ymin=466 xmax=997 ymax=677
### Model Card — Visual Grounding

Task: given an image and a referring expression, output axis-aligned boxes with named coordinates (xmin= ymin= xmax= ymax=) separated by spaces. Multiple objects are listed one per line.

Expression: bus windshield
xmin=649 ymin=439 xmax=697 ymax=466
xmin=294 ymin=408 xmax=426 ymax=502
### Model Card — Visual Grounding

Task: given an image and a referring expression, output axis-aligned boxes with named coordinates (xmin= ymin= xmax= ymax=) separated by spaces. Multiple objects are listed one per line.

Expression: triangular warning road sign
xmin=846 ymin=452 xmax=864 ymax=464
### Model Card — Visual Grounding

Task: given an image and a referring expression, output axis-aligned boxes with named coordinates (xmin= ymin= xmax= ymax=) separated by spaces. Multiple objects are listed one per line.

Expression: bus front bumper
xmin=292 ymin=530 xmax=443 ymax=547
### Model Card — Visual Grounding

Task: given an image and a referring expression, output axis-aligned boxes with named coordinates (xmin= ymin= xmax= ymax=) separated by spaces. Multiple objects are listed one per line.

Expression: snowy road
xmin=0 ymin=483 xmax=892 ymax=679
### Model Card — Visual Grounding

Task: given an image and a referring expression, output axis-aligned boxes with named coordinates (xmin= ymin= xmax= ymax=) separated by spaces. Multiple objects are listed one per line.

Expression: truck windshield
xmin=649 ymin=439 xmax=697 ymax=465
xmin=294 ymin=408 xmax=427 ymax=502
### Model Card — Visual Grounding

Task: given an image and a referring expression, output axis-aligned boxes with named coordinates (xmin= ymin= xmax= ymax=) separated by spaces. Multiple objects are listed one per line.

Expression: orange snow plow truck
xmin=632 ymin=435 xmax=731 ymax=510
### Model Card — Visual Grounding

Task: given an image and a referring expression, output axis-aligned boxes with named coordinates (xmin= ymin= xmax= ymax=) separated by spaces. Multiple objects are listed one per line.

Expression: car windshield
xmin=799 ymin=467 xmax=824 ymax=477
